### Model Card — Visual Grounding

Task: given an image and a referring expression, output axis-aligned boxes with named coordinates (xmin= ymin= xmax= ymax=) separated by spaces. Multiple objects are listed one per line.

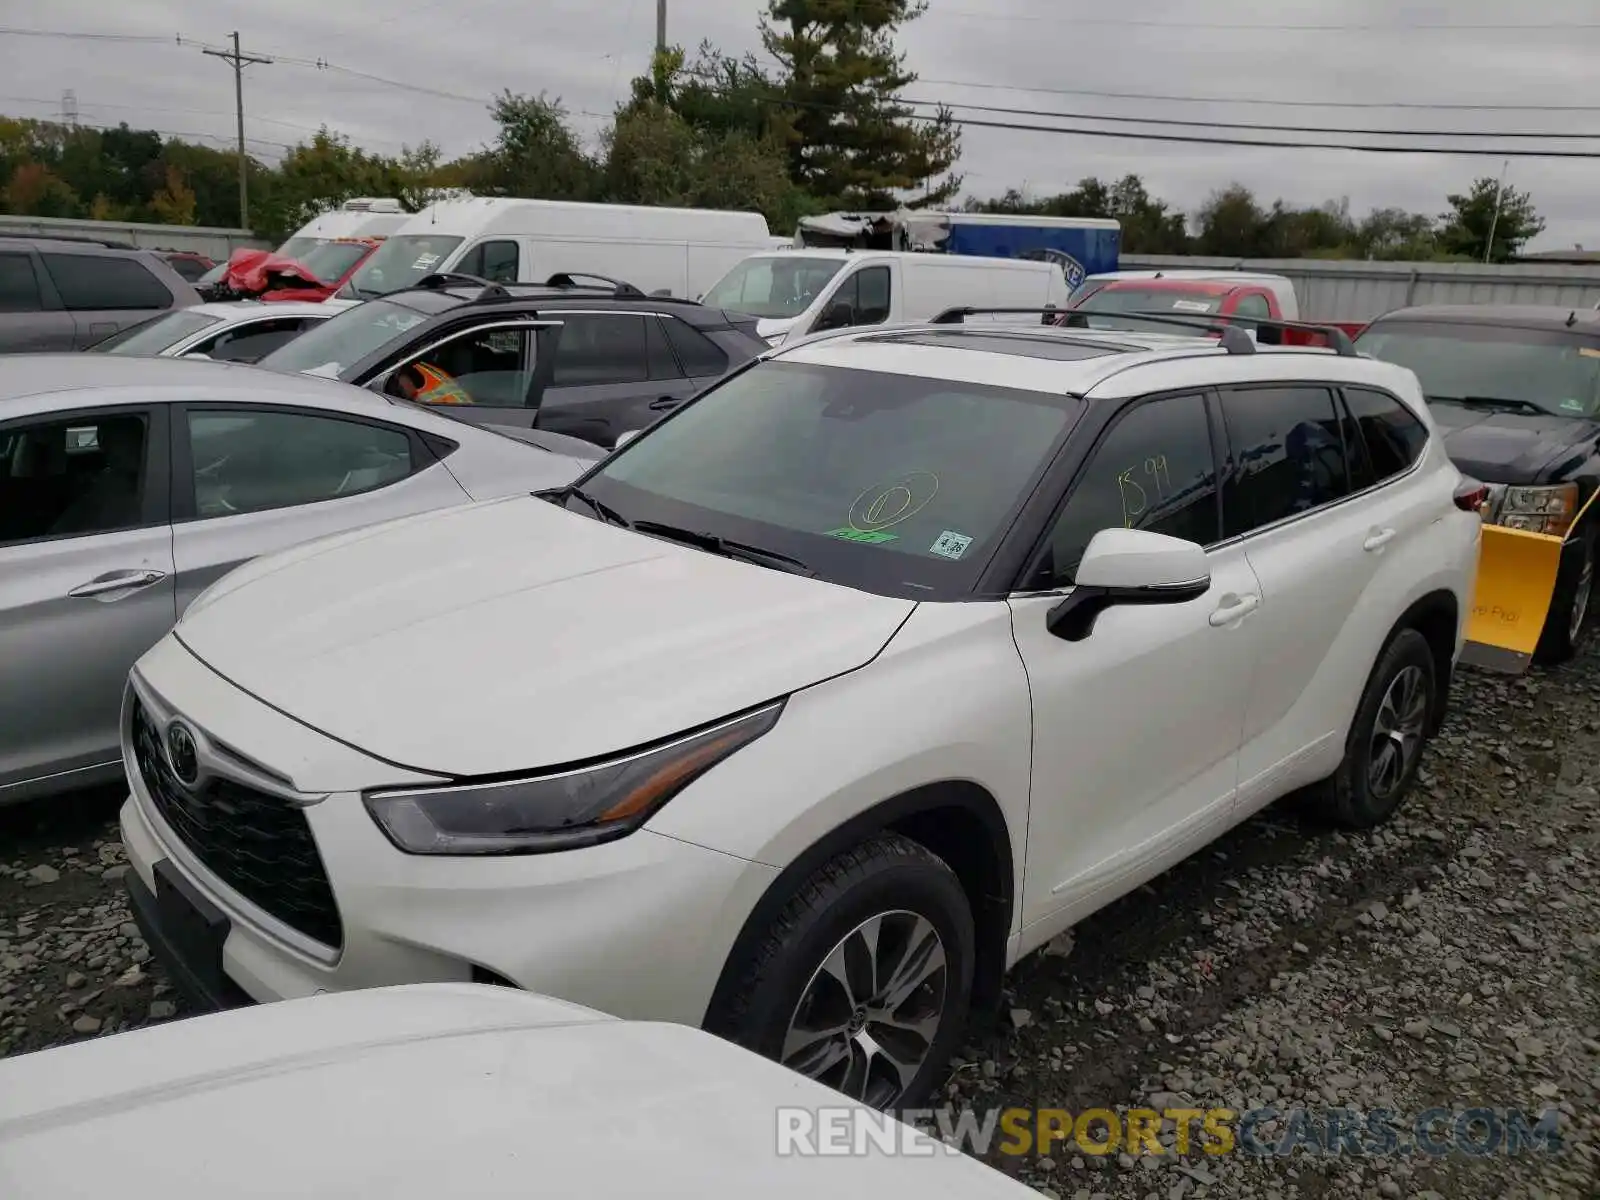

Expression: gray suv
xmin=0 ymin=234 xmax=200 ymax=353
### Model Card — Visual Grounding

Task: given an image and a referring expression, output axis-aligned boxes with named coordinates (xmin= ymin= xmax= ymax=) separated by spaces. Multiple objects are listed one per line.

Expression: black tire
xmin=1314 ymin=627 xmax=1437 ymax=829
xmin=1534 ymin=531 xmax=1595 ymax=665
xmin=708 ymin=834 xmax=975 ymax=1112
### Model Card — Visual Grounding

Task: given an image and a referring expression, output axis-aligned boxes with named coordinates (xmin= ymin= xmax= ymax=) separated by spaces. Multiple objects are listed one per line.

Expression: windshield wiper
xmin=631 ymin=520 xmax=815 ymax=577
xmin=535 ymin=484 xmax=633 ymax=529
xmin=1431 ymin=394 xmax=1553 ymax=417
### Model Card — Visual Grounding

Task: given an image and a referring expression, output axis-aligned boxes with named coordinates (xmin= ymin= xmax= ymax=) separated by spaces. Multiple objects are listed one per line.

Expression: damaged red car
xmin=201 ymin=237 xmax=381 ymax=303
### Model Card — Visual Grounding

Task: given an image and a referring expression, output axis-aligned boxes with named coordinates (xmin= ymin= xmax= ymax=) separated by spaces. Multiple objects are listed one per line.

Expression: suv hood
xmin=1428 ymin=400 xmax=1600 ymax=483
xmin=175 ymin=495 xmax=915 ymax=776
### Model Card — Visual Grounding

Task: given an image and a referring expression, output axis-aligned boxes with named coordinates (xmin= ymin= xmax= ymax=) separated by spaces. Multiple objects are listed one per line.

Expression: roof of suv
xmin=778 ymin=322 xmax=1410 ymax=399
xmin=372 ymin=274 xmax=750 ymax=331
xmin=1371 ymin=304 xmax=1600 ymax=333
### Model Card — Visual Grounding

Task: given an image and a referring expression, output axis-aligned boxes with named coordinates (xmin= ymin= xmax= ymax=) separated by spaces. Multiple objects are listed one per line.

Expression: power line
xmin=915 ymin=76 xmax=1600 ymax=115
xmin=902 ymin=98 xmax=1600 ymax=142
xmin=0 ymin=93 xmax=339 ymax=137
xmin=921 ymin=7 xmax=1600 ymax=32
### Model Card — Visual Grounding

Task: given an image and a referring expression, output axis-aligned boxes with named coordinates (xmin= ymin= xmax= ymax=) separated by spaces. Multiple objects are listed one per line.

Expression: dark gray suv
xmin=257 ymin=272 xmax=770 ymax=448
xmin=0 ymin=235 xmax=200 ymax=353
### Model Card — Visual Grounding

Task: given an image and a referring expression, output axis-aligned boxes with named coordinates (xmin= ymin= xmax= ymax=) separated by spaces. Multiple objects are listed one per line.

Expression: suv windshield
xmin=88 ymin=309 xmax=222 ymax=354
xmin=342 ymin=234 xmax=465 ymax=298
xmin=257 ymin=298 xmax=431 ymax=376
xmin=276 ymin=236 xmax=325 ymax=260
xmin=701 ymin=256 xmax=845 ymax=319
xmin=577 ymin=359 xmax=1082 ymax=600
xmin=1356 ymin=320 xmax=1600 ymax=418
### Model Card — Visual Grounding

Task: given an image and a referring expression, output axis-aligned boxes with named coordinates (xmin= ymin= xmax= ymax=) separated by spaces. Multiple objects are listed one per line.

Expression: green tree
xmin=149 ymin=163 xmax=198 ymax=225
xmin=1352 ymin=207 xmax=1439 ymax=261
xmin=760 ymin=0 xmax=960 ymax=207
xmin=3 ymin=161 xmax=80 ymax=217
xmin=1438 ymin=176 xmax=1544 ymax=262
xmin=601 ymin=100 xmax=808 ymax=229
xmin=456 ymin=92 xmax=597 ymax=201
xmin=1193 ymin=184 xmax=1269 ymax=257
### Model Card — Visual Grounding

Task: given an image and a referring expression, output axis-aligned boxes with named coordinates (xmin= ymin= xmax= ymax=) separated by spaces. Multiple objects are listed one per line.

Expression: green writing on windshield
xmin=826 ymin=527 xmax=899 ymax=544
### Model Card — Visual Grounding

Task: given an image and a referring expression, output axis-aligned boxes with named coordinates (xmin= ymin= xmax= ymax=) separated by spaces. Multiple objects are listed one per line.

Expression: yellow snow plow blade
xmin=1461 ymin=525 xmax=1565 ymax=674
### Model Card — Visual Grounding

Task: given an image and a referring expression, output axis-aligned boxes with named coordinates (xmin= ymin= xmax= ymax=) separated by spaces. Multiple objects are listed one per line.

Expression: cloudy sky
xmin=6 ymin=0 xmax=1599 ymax=249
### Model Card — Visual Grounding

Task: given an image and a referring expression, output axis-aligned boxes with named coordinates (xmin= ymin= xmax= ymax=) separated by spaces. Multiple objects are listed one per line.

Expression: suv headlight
xmin=1493 ymin=483 xmax=1579 ymax=537
xmin=363 ymin=701 xmax=784 ymax=855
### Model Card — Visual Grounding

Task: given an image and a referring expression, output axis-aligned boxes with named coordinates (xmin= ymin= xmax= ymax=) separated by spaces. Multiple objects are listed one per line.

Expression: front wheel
xmin=1534 ymin=531 xmax=1595 ymax=665
xmin=1313 ymin=627 xmax=1437 ymax=829
xmin=707 ymin=834 xmax=975 ymax=1112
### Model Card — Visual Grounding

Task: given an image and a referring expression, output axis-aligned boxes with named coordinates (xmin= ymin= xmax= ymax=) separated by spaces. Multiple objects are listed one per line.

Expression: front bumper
xmin=119 ymin=639 xmax=780 ymax=1024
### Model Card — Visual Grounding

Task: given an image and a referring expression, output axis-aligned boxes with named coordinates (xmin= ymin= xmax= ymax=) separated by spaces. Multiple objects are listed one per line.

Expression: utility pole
xmin=1483 ymin=158 xmax=1510 ymax=265
xmin=656 ymin=0 xmax=667 ymax=53
xmin=203 ymin=32 xmax=272 ymax=231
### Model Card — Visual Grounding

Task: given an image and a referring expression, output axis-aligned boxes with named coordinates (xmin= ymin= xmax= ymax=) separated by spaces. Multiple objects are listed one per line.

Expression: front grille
xmin=131 ymin=696 xmax=344 ymax=949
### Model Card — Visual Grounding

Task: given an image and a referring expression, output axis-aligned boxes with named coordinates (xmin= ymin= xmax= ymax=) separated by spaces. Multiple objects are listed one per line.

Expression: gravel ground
xmin=2 ymin=656 xmax=1597 ymax=1199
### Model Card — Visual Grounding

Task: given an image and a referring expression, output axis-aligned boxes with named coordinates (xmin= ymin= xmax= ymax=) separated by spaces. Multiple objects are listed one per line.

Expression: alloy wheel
xmin=780 ymin=909 xmax=948 ymax=1109
xmin=1368 ymin=664 xmax=1429 ymax=800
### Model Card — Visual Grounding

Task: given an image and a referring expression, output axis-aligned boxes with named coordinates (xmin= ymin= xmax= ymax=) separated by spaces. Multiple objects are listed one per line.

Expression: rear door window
xmin=550 ymin=314 xmax=650 ymax=385
xmin=41 ymin=254 xmax=172 ymax=310
xmin=1219 ymin=385 xmax=1353 ymax=537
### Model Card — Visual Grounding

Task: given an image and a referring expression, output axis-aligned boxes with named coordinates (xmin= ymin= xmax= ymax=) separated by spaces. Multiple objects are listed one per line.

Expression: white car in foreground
xmin=0 ymin=984 xmax=1036 ymax=1198
xmin=119 ymin=313 xmax=1482 ymax=1111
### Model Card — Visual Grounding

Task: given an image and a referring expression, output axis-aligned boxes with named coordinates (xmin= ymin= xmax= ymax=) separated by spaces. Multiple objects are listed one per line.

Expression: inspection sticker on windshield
xmin=1561 ymin=397 xmax=1587 ymax=412
xmin=929 ymin=530 xmax=974 ymax=560
xmin=1581 ymin=346 xmax=1600 ymax=359
xmin=411 ymin=253 xmax=440 ymax=270
xmin=1172 ymin=299 xmax=1212 ymax=313
xmin=826 ymin=527 xmax=898 ymax=544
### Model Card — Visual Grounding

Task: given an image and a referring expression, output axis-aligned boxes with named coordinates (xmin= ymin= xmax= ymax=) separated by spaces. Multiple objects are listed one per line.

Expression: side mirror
xmin=815 ymin=298 xmax=856 ymax=332
xmin=613 ymin=429 xmax=641 ymax=449
xmin=1045 ymin=528 xmax=1210 ymax=642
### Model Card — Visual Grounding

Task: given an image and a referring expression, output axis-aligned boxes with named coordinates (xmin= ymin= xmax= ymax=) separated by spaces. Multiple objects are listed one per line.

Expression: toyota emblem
xmin=166 ymin=721 xmax=200 ymax=787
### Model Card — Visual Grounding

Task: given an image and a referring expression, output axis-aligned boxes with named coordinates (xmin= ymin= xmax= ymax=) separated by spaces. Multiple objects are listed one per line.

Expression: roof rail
xmin=543 ymin=271 xmax=646 ymax=298
xmin=414 ymin=272 xmax=511 ymax=300
xmin=1126 ymin=309 xmax=1359 ymax=356
xmin=928 ymin=304 xmax=1256 ymax=354
xmin=0 ymin=230 xmax=138 ymax=250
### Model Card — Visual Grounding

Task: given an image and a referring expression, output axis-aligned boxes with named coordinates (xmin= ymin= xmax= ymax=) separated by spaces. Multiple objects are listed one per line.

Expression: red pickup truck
xmin=1058 ymin=276 xmax=1367 ymax=343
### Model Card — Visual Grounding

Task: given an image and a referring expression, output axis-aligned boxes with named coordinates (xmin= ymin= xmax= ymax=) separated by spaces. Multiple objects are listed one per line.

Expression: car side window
xmin=389 ymin=325 xmax=546 ymax=408
xmin=661 ymin=315 xmax=729 ymax=377
xmin=185 ymin=410 xmax=416 ymax=518
xmin=1343 ymin=386 xmax=1429 ymax=485
xmin=1033 ymin=393 xmax=1220 ymax=587
xmin=0 ymin=253 xmax=43 ymax=312
xmin=549 ymin=314 xmax=650 ymax=386
xmin=196 ymin=318 xmax=312 ymax=364
xmin=40 ymin=254 xmax=172 ymax=310
xmin=1233 ymin=293 xmax=1271 ymax=319
xmin=458 ymin=239 xmax=519 ymax=283
xmin=1219 ymin=385 xmax=1352 ymax=538
xmin=855 ymin=266 xmax=891 ymax=324
xmin=0 ymin=412 xmax=152 ymax=545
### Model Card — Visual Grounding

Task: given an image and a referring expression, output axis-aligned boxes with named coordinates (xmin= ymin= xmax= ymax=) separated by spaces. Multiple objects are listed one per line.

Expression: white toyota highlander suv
xmin=119 ymin=312 xmax=1482 ymax=1112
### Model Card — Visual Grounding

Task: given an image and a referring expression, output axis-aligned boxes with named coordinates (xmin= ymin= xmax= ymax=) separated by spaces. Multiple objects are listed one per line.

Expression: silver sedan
xmin=0 ymin=355 xmax=592 ymax=806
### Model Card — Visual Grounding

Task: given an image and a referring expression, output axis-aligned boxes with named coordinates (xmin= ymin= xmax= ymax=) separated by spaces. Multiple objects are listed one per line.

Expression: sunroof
xmin=865 ymin=328 xmax=1136 ymax=360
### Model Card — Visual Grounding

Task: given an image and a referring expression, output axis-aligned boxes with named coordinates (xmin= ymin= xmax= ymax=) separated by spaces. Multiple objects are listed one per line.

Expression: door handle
xmin=1363 ymin=526 xmax=1397 ymax=552
xmin=648 ymin=395 xmax=683 ymax=411
xmin=68 ymin=569 xmax=168 ymax=598
xmin=1208 ymin=592 xmax=1260 ymax=627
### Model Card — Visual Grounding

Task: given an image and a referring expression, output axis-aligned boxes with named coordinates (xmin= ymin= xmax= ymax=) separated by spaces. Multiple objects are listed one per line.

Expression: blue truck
xmin=794 ymin=209 xmax=1121 ymax=290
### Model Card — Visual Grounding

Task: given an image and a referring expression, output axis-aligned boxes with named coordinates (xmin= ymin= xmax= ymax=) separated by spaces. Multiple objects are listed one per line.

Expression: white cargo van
xmin=699 ymin=249 xmax=1072 ymax=346
xmin=337 ymin=197 xmax=772 ymax=301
